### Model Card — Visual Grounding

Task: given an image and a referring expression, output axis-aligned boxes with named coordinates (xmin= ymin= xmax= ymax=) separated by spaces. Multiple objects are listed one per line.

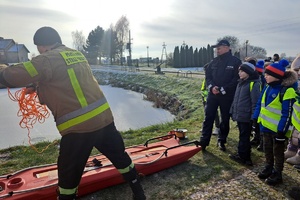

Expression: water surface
xmin=0 ymin=86 xmax=175 ymax=149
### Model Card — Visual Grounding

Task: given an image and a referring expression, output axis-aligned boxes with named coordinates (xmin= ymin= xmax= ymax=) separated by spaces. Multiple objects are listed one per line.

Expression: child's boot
xmin=258 ymin=165 xmax=273 ymax=179
xmin=265 ymin=170 xmax=282 ymax=185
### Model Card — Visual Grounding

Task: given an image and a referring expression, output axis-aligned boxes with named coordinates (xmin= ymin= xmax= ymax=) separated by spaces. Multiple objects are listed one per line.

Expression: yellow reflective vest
xmin=258 ymin=86 xmax=296 ymax=137
xmin=292 ymin=101 xmax=300 ymax=131
xmin=201 ymin=79 xmax=208 ymax=100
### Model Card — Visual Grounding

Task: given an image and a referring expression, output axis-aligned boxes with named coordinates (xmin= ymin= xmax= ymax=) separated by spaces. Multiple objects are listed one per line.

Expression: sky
xmin=1 ymin=0 xmax=300 ymax=60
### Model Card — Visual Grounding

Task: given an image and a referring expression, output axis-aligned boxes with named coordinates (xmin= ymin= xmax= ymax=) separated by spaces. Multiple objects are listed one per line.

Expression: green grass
xmin=0 ymin=70 xmax=266 ymax=199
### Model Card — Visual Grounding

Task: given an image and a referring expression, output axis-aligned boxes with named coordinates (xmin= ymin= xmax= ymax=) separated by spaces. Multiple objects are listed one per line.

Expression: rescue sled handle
xmin=143 ymin=134 xmax=178 ymax=147
xmin=163 ymin=140 xmax=200 ymax=157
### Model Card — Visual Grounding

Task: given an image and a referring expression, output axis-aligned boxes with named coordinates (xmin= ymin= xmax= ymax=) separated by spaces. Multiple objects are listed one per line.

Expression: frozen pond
xmin=0 ymin=86 xmax=175 ymax=149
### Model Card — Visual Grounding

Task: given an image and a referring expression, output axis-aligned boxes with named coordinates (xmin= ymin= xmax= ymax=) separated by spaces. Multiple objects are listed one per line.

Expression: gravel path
xmin=188 ymin=162 xmax=299 ymax=200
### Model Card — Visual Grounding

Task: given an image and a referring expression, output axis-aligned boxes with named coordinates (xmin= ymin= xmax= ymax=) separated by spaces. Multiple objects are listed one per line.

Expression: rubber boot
xmin=258 ymin=165 xmax=273 ymax=179
xmin=122 ymin=168 xmax=146 ymax=200
xmin=265 ymin=170 xmax=283 ymax=185
xmin=129 ymin=178 xmax=146 ymax=200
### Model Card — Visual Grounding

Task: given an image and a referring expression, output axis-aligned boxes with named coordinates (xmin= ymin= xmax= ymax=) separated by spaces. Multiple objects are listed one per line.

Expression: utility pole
xmin=161 ymin=42 xmax=167 ymax=65
xmin=245 ymin=40 xmax=249 ymax=57
xmin=146 ymin=46 xmax=149 ymax=67
xmin=127 ymin=30 xmax=133 ymax=66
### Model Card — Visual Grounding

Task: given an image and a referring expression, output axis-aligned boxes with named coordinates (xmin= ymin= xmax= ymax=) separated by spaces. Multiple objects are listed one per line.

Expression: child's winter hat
xmin=245 ymin=57 xmax=257 ymax=66
xmin=239 ymin=62 xmax=255 ymax=75
xmin=255 ymin=60 xmax=265 ymax=74
xmin=265 ymin=59 xmax=289 ymax=79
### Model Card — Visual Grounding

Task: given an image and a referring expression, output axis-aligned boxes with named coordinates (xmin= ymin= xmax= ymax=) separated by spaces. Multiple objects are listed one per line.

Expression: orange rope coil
xmin=8 ymin=87 xmax=53 ymax=153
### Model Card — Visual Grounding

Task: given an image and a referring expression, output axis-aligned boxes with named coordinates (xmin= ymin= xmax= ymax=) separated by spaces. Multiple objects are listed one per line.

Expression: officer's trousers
xmin=201 ymin=93 xmax=233 ymax=145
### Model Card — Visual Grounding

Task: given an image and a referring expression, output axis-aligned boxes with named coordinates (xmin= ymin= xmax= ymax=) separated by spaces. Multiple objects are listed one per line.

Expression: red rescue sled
xmin=0 ymin=135 xmax=201 ymax=199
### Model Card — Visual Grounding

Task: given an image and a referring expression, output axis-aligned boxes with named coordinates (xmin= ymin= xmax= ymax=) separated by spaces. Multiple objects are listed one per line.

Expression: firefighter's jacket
xmin=0 ymin=44 xmax=113 ymax=136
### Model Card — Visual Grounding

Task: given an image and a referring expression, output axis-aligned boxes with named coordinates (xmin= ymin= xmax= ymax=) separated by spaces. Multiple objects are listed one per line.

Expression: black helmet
xmin=33 ymin=26 xmax=62 ymax=46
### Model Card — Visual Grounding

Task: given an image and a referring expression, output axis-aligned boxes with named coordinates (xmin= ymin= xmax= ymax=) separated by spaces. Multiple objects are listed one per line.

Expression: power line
xmin=235 ymin=16 xmax=300 ymax=38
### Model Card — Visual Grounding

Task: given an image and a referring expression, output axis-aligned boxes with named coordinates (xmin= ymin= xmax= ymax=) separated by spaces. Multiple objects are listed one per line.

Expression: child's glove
xmin=275 ymin=131 xmax=286 ymax=143
xmin=251 ymin=119 xmax=258 ymax=130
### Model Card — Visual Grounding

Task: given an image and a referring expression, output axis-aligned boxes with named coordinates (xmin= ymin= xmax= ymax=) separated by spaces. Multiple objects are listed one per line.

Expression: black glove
xmin=275 ymin=131 xmax=286 ymax=143
xmin=251 ymin=119 xmax=258 ymax=129
xmin=25 ymin=83 xmax=37 ymax=94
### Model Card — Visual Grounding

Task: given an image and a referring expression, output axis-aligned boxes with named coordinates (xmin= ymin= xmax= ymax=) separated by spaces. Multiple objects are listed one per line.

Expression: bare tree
xmin=115 ymin=15 xmax=130 ymax=65
xmin=71 ymin=30 xmax=86 ymax=51
xmin=280 ymin=53 xmax=286 ymax=59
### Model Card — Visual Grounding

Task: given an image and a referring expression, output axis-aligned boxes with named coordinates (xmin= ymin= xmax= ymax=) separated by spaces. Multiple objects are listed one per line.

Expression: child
xmin=229 ymin=62 xmax=261 ymax=166
xmin=252 ymin=59 xmax=298 ymax=185
xmin=245 ymin=57 xmax=265 ymax=150
xmin=285 ymin=55 xmax=300 ymax=165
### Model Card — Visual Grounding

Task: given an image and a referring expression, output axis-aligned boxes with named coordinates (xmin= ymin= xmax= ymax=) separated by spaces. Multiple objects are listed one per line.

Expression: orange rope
xmin=7 ymin=87 xmax=54 ymax=153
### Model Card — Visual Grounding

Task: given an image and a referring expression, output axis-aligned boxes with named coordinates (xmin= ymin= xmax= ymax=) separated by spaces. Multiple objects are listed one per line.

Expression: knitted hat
xmin=255 ymin=60 xmax=265 ymax=74
xmin=265 ymin=59 xmax=289 ymax=79
xmin=239 ymin=62 xmax=255 ymax=75
xmin=291 ymin=55 xmax=300 ymax=71
xmin=33 ymin=27 xmax=62 ymax=46
xmin=245 ymin=57 xmax=257 ymax=66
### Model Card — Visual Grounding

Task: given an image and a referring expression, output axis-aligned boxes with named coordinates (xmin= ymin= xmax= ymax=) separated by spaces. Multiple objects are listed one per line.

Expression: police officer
xmin=199 ymin=39 xmax=241 ymax=151
xmin=0 ymin=27 xmax=146 ymax=200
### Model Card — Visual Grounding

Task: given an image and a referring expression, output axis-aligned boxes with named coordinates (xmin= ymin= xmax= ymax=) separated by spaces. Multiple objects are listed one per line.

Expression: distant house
xmin=0 ymin=37 xmax=30 ymax=64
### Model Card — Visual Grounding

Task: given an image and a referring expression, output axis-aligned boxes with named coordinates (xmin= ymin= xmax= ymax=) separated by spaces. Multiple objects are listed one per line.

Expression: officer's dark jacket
xmin=206 ymin=51 xmax=241 ymax=96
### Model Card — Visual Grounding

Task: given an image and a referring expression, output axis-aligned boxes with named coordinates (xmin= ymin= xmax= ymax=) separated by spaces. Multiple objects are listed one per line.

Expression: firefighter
xmin=0 ymin=27 xmax=146 ymax=200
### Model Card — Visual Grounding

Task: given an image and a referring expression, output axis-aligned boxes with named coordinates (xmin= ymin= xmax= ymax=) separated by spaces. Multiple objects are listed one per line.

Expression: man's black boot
xmin=258 ymin=165 xmax=273 ymax=179
xmin=198 ymin=140 xmax=207 ymax=151
xmin=123 ymin=167 xmax=146 ymax=200
xmin=217 ymin=141 xmax=226 ymax=151
xmin=129 ymin=178 xmax=146 ymax=200
xmin=265 ymin=170 xmax=282 ymax=185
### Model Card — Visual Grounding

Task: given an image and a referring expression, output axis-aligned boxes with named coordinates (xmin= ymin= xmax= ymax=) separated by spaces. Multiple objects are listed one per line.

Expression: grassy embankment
xmin=0 ymin=70 xmax=265 ymax=199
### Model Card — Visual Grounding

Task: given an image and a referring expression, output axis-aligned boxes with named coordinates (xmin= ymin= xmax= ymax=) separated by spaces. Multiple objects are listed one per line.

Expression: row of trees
xmin=171 ymin=36 xmax=268 ymax=68
xmin=173 ymin=44 xmax=214 ymax=68
xmin=72 ymin=16 xmax=130 ymax=65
